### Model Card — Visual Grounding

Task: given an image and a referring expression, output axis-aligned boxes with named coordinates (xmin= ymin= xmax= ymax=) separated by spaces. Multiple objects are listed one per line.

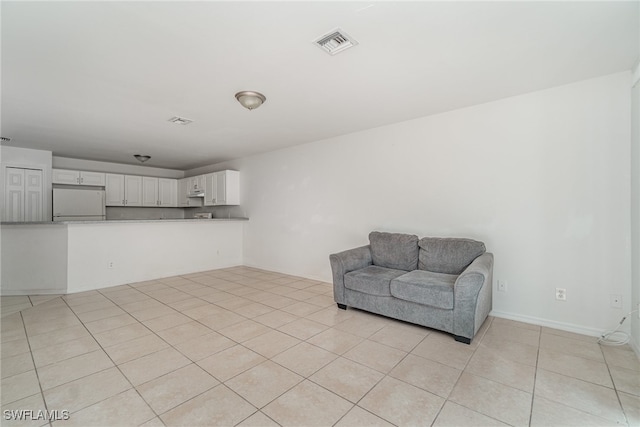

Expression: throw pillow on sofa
xmin=369 ymin=231 xmax=419 ymax=271
xmin=418 ymin=237 xmax=486 ymax=274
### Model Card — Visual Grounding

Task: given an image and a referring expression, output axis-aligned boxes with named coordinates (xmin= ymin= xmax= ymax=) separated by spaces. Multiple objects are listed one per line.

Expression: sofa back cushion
xmin=418 ymin=237 xmax=485 ymax=274
xmin=369 ymin=231 xmax=419 ymax=271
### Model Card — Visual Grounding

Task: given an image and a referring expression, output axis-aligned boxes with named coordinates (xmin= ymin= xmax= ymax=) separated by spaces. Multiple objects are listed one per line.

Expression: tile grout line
xmin=56 ymin=295 xmax=159 ymax=425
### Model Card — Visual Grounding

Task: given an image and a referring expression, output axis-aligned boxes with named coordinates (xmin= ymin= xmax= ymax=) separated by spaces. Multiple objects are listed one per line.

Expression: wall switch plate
xmin=497 ymin=280 xmax=507 ymax=292
xmin=555 ymin=288 xmax=566 ymax=301
xmin=610 ymin=294 xmax=622 ymax=308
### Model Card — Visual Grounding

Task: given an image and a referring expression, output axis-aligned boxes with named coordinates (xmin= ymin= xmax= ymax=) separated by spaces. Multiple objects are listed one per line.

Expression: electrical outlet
xmin=497 ymin=280 xmax=507 ymax=292
xmin=555 ymin=288 xmax=566 ymax=301
xmin=610 ymin=294 xmax=622 ymax=308
xmin=107 ymin=261 xmax=114 ymax=269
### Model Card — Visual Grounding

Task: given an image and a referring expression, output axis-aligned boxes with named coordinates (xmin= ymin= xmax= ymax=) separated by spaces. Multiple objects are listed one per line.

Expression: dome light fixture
xmin=235 ymin=91 xmax=266 ymax=111
xmin=134 ymin=154 xmax=151 ymax=163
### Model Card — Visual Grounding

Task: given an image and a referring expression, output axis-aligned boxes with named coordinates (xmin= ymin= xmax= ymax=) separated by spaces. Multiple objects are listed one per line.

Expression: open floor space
xmin=1 ymin=267 xmax=638 ymax=426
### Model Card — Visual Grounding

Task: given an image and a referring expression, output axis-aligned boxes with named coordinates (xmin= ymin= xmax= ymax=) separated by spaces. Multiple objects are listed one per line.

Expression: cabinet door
xmin=142 ymin=177 xmax=159 ymax=206
xmin=158 ymin=179 xmax=177 ymax=207
xmin=105 ymin=174 xmax=125 ymax=206
xmin=24 ymin=169 xmax=44 ymax=221
xmin=178 ymin=178 xmax=190 ymax=207
xmin=124 ymin=175 xmax=143 ymax=206
xmin=204 ymin=173 xmax=216 ymax=206
xmin=52 ymin=169 xmax=80 ymax=185
xmin=214 ymin=170 xmax=240 ymax=206
xmin=79 ymin=171 xmax=106 ymax=186
xmin=214 ymin=171 xmax=226 ymax=205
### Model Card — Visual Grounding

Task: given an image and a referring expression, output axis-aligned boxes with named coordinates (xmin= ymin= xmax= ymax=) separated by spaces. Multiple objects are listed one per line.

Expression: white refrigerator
xmin=53 ymin=188 xmax=106 ymax=221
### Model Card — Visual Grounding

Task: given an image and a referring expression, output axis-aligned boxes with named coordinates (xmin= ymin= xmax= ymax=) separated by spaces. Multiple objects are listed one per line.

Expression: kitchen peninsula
xmin=1 ymin=218 xmax=247 ymax=295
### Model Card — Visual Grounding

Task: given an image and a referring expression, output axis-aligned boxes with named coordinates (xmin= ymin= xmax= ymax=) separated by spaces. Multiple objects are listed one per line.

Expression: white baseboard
xmin=490 ymin=310 xmax=606 ymax=337
xmin=1 ymin=289 xmax=67 ymax=296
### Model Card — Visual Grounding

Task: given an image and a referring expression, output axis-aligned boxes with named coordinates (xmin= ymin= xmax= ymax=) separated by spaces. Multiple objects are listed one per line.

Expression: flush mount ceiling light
xmin=134 ymin=154 xmax=151 ymax=163
xmin=235 ymin=91 xmax=266 ymax=111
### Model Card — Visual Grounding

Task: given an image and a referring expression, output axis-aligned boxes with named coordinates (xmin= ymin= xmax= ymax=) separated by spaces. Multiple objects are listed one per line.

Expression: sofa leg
xmin=454 ymin=335 xmax=471 ymax=345
xmin=337 ymin=303 xmax=347 ymax=310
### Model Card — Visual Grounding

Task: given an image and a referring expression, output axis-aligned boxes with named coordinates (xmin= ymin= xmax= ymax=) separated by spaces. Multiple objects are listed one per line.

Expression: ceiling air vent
xmin=314 ymin=29 xmax=358 ymax=56
xmin=168 ymin=116 xmax=193 ymax=125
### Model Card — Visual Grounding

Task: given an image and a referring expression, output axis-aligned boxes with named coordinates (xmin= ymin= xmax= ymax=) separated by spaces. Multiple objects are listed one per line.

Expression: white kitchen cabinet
xmin=204 ymin=170 xmax=240 ymax=206
xmin=142 ymin=177 xmax=159 ymax=207
xmin=204 ymin=173 xmax=216 ymax=206
xmin=143 ymin=177 xmax=177 ymax=207
xmin=105 ymin=174 xmax=125 ymax=206
xmin=4 ymin=167 xmax=44 ymax=222
xmin=52 ymin=169 xmax=105 ymax=186
xmin=158 ymin=178 xmax=177 ymax=207
xmin=105 ymin=174 xmax=143 ymax=206
xmin=124 ymin=175 xmax=143 ymax=206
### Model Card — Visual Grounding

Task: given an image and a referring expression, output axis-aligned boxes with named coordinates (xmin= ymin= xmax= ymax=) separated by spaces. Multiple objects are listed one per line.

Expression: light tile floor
xmin=1 ymin=266 xmax=638 ymax=426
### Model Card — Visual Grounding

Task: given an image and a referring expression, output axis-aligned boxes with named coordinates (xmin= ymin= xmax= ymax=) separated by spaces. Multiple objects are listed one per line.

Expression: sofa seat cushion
xmin=418 ymin=237 xmax=486 ymax=274
xmin=390 ymin=270 xmax=458 ymax=309
xmin=369 ymin=231 xmax=419 ymax=271
xmin=344 ymin=265 xmax=408 ymax=297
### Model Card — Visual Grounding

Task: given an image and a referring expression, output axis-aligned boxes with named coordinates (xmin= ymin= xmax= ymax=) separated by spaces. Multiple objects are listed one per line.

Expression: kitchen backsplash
xmin=106 ymin=207 xmax=185 ymax=220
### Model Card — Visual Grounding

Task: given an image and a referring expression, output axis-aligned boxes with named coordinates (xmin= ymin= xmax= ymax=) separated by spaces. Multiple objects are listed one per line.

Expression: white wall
xmin=53 ymin=156 xmax=184 ymax=179
xmin=66 ymin=221 xmax=244 ymax=293
xmin=201 ymin=72 xmax=632 ymax=336
xmin=1 ymin=224 xmax=67 ymax=295
xmin=1 ymin=146 xmax=53 ymax=220
xmin=631 ymin=62 xmax=640 ymax=353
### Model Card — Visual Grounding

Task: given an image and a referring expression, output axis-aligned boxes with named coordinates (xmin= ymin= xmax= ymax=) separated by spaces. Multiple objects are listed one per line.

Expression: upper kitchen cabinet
xmin=143 ymin=177 xmax=177 ymax=207
xmin=52 ymin=169 xmax=105 ymax=186
xmin=204 ymin=170 xmax=240 ymax=206
xmin=105 ymin=174 xmax=143 ymax=206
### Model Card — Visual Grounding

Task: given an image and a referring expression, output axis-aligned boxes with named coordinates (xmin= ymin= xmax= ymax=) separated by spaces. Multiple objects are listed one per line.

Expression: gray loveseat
xmin=329 ymin=231 xmax=493 ymax=344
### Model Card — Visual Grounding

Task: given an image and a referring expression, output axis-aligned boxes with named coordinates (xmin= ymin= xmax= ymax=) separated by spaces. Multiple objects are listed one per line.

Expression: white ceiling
xmin=2 ymin=1 xmax=638 ymax=170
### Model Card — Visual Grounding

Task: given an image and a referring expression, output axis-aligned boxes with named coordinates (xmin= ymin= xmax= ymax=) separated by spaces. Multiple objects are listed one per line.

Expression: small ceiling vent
xmin=314 ymin=29 xmax=358 ymax=56
xmin=168 ymin=116 xmax=193 ymax=125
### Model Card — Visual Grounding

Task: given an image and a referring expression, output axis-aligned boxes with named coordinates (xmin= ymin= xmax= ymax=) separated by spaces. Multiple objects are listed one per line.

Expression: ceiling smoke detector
xmin=167 ymin=116 xmax=193 ymax=125
xmin=314 ymin=29 xmax=358 ymax=55
xmin=0 ymin=136 xmax=11 ymax=143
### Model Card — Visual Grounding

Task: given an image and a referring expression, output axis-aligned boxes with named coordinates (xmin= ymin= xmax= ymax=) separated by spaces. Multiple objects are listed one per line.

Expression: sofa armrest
xmin=453 ymin=252 xmax=494 ymax=339
xmin=329 ymin=245 xmax=372 ymax=305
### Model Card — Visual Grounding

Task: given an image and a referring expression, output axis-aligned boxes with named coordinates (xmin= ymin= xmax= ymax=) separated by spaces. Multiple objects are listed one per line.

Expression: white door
xmin=4 ymin=167 xmax=25 ymax=221
xmin=105 ymin=174 xmax=125 ymax=206
xmin=142 ymin=177 xmax=159 ymax=206
xmin=24 ymin=169 xmax=44 ymax=221
xmin=158 ymin=178 xmax=177 ymax=207
xmin=3 ymin=167 xmax=43 ymax=222
xmin=125 ymin=175 xmax=143 ymax=206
